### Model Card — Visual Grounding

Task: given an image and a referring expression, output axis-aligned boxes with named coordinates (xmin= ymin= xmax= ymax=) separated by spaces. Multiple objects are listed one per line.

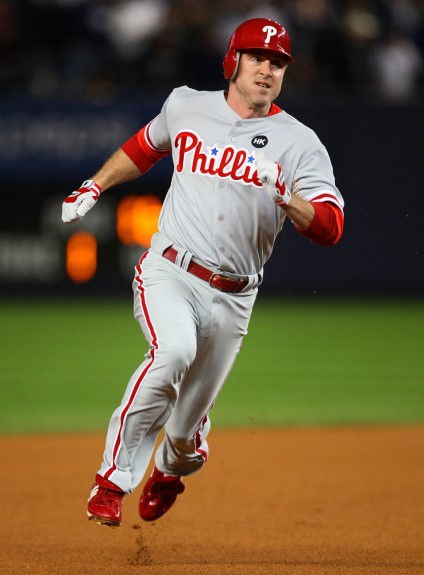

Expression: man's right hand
xmin=62 ymin=180 xmax=102 ymax=223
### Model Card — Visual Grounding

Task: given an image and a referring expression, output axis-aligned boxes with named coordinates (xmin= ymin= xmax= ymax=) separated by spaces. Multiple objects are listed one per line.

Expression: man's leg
xmin=138 ymin=288 xmax=256 ymax=521
xmin=88 ymin=251 xmax=199 ymax=525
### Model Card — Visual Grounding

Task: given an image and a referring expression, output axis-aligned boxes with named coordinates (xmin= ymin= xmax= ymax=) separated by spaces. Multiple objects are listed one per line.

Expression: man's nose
xmin=259 ymin=59 xmax=272 ymax=75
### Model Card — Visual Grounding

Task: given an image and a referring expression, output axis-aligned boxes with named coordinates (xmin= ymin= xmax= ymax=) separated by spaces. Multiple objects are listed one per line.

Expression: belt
xmin=162 ymin=247 xmax=249 ymax=293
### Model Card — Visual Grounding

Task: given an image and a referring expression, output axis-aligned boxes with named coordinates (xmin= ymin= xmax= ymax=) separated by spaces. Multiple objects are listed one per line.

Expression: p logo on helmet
xmin=263 ymin=25 xmax=277 ymax=45
xmin=222 ymin=18 xmax=294 ymax=80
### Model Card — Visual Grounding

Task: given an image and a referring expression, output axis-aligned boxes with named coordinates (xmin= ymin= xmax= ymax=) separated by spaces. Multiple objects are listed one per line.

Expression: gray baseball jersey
xmin=98 ymin=87 xmax=344 ymax=493
xmin=148 ymin=86 xmax=344 ymax=276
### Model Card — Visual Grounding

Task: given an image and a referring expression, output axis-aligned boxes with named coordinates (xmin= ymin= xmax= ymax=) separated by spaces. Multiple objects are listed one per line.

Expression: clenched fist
xmin=62 ymin=180 xmax=102 ymax=223
xmin=255 ymin=153 xmax=291 ymax=207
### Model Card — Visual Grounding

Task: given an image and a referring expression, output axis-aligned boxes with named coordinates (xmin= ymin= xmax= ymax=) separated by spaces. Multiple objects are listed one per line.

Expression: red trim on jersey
xmin=307 ymin=192 xmax=344 ymax=214
xmin=268 ymin=102 xmax=282 ymax=116
xmin=298 ymin=201 xmax=344 ymax=246
xmin=223 ymin=91 xmax=282 ymax=116
xmin=104 ymin=251 xmax=158 ymax=480
xmin=121 ymin=122 xmax=170 ymax=174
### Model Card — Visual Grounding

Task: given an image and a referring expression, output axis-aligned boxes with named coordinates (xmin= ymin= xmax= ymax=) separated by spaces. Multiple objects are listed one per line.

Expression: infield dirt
xmin=1 ymin=426 xmax=423 ymax=575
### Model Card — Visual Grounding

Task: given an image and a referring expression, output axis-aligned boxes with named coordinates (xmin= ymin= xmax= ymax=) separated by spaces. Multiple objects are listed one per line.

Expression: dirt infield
xmin=1 ymin=426 xmax=423 ymax=575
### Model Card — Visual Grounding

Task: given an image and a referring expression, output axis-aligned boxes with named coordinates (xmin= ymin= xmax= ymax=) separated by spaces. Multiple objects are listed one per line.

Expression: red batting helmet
xmin=223 ymin=18 xmax=294 ymax=80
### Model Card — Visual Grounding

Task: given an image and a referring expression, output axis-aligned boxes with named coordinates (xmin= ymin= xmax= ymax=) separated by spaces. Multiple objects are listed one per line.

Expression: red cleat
xmin=87 ymin=474 xmax=125 ymax=527
xmin=139 ymin=467 xmax=185 ymax=521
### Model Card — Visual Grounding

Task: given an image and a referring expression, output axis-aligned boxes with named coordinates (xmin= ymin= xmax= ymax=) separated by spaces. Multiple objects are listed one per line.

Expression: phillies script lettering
xmin=175 ymin=130 xmax=262 ymax=187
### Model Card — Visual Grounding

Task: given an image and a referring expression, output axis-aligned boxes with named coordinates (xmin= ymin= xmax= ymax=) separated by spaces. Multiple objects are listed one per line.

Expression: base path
xmin=1 ymin=426 xmax=423 ymax=575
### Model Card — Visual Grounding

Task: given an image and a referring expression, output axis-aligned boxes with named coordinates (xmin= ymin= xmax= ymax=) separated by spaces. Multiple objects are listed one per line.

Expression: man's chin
xmin=253 ymin=86 xmax=278 ymax=104
xmin=252 ymin=94 xmax=273 ymax=108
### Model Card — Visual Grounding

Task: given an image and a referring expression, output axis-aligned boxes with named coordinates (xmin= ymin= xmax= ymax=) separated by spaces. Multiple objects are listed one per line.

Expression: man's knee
xmin=156 ymin=337 xmax=197 ymax=381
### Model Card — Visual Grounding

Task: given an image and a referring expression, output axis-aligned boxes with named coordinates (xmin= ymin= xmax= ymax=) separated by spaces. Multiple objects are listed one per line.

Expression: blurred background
xmin=1 ymin=1 xmax=423 ymax=434
xmin=0 ymin=0 xmax=423 ymax=297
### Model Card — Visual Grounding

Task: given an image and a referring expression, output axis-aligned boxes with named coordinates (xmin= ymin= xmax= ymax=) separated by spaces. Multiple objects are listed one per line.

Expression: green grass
xmin=0 ymin=297 xmax=423 ymax=433
xmin=220 ymin=297 xmax=424 ymax=427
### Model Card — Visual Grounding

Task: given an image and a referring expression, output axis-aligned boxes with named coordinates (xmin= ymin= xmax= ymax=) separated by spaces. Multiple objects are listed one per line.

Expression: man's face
xmin=232 ymin=50 xmax=288 ymax=110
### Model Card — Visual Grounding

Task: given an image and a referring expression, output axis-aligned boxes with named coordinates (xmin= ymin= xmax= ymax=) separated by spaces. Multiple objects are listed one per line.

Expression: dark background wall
xmin=0 ymin=0 xmax=423 ymax=297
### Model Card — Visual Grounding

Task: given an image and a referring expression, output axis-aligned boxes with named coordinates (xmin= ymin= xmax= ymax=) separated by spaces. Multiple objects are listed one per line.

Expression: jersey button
xmin=218 ymin=215 xmax=224 ymax=221
xmin=219 ymin=182 xmax=224 ymax=188
xmin=231 ymin=137 xmax=237 ymax=142
xmin=235 ymin=122 xmax=242 ymax=127
xmin=219 ymin=246 xmax=225 ymax=253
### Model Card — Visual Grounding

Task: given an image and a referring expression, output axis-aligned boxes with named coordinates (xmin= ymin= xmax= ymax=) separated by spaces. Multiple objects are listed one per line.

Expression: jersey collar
xmin=224 ymin=91 xmax=282 ymax=117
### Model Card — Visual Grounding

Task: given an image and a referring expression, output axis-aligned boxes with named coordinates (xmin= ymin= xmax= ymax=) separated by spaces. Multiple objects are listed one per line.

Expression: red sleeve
xmin=297 ymin=201 xmax=344 ymax=246
xmin=121 ymin=123 xmax=170 ymax=174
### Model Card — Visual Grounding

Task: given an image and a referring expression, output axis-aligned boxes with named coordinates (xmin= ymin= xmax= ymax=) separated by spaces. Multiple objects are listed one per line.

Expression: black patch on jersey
xmin=251 ymin=135 xmax=268 ymax=148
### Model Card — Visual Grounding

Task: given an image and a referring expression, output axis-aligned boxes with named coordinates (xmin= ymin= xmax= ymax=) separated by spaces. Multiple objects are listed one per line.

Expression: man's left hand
xmin=256 ymin=153 xmax=291 ymax=207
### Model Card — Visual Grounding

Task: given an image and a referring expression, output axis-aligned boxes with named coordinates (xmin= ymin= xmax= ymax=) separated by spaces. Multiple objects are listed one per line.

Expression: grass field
xmin=0 ymin=296 xmax=423 ymax=434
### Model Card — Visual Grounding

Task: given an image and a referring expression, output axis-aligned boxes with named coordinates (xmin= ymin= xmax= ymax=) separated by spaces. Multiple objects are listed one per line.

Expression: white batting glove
xmin=62 ymin=180 xmax=102 ymax=223
xmin=256 ymin=153 xmax=291 ymax=207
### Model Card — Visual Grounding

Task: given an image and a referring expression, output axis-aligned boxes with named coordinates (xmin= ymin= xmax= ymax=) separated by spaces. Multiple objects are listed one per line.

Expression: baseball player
xmin=62 ymin=18 xmax=344 ymax=527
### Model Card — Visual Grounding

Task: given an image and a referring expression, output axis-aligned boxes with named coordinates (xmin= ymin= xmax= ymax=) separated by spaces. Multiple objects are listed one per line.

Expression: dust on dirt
xmin=1 ymin=426 xmax=423 ymax=575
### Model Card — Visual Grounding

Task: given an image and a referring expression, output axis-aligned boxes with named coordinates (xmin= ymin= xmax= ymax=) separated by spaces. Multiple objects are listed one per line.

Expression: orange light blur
xmin=66 ymin=232 xmax=97 ymax=283
xmin=117 ymin=195 xmax=162 ymax=247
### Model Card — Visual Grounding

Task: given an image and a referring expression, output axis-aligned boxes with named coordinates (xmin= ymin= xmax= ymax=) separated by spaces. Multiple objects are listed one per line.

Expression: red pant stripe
xmin=105 ymin=251 xmax=157 ymax=479
xmin=194 ymin=414 xmax=209 ymax=462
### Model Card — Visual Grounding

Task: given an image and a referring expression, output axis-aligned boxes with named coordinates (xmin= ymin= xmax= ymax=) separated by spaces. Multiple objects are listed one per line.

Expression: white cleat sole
xmin=87 ymin=511 xmax=120 ymax=528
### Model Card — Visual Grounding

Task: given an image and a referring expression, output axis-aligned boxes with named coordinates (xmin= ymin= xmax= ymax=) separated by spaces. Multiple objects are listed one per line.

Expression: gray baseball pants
xmin=98 ymin=248 xmax=257 ymax=493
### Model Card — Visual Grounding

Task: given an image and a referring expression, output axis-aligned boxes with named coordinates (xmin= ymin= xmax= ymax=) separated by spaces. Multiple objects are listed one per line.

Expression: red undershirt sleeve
xmin=297 ymin=201 xmax=344 ymax=246
xmin=121 ymin=125 xmax=171 ymax=174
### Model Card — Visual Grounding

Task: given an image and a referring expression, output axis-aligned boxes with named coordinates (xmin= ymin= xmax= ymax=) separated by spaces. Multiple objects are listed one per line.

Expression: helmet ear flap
xmin=229 ymin=52 xmax=241 ymax=80
xmin=223 ymin=48 xmax=238 ymax=80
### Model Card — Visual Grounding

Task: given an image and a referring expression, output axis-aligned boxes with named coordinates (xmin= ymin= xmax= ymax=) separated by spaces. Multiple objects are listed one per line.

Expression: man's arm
xmin=62 ymin=121 xmax=171 ymax=224
xmin=256 ymin=154 xmax=344 ymax=246
xmin=283 ymin=194 xmax=314 ymax=230
xmin=286 ymin=197 xmax=344 ymax=246
xmin=61 ymin=149 xmax=143 ymax=223
xmin=91 ymin=119 xmax=172 ymax=191
xmin=91 ymin=148 xmax=142 ymax=192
